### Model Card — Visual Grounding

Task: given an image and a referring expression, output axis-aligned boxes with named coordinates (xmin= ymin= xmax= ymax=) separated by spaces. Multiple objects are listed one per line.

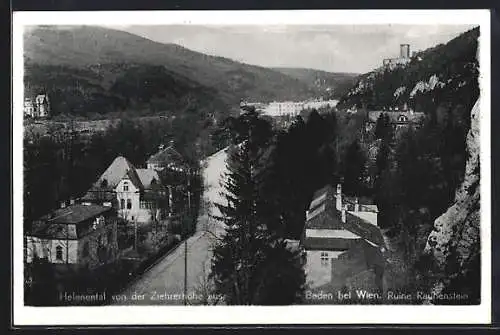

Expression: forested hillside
xmin=24 ymin=25 xmax=323 ymax=119
xmin=25 ymin=63 xmax=229 ymax=119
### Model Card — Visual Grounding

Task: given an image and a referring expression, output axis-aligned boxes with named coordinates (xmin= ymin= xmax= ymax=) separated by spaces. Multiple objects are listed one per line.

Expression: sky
xmin=111 ymin=24 xmax=476 ymax=74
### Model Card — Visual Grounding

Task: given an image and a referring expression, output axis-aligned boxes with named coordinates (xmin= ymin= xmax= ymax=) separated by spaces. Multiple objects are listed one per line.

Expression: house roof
xmin=136 ymin=168 xmax=160 ymax=189
xmin=30 ymin=222 xmax=78 ymax=239
xmin=344 ymin=212 xmax=384 ymax=247
xmin=304 ymin=184 xmax=384 ymax=249
xmin=29 ymin=204 xmax=113 ymax=240
xmin=303 ymin=236 xmax=359 ymax=251
xmin=35 ymin=204 xmax=113 ymax=225
xmin=94 ymin=156 xmax=137 ymax=189
xmin=305 ymin=202 xmax=344 ymax=230
xmin=147 ymin=145 xmax=185 ymax=166
xmin=122 ymin=168 xmax=144 ymax=191
xmin=82 ymin=156 xmax=165 ymax=202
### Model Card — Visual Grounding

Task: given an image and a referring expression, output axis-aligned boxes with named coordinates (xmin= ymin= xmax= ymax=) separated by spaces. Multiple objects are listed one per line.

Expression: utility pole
xmin=184 ymin=167 xmax=191 ymax=306
xmin=134 ymin=216 xmax=138 ymax=251
xmin=184 ymin=225 xmax=188 ymax=305
xmin=66 ymin=221 xmax=69 ymax=264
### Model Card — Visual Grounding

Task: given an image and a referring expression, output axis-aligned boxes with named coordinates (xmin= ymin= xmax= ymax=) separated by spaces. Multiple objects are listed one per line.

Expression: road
xmin=111 ymin=148 xmax=229 ymax=305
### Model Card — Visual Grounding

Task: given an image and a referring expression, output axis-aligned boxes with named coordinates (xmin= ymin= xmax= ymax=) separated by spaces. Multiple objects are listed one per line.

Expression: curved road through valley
xmin=111 ymin=148 xmax=228 ymax=305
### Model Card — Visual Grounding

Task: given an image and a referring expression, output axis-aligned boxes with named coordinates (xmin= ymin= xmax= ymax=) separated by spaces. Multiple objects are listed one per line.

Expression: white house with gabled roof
xmin=302 ymin=184 xmax=385 ymax=289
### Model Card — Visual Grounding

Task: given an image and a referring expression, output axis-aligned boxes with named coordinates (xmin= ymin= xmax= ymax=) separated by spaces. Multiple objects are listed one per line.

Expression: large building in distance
xmin=24 ymin=93 xmax=51 ymax=118
xmin=241 ymin=99 xmax=338 ymax=117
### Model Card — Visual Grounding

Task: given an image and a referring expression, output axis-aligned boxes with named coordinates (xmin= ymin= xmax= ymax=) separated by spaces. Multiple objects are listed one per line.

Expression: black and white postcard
xmin=12 ymin=9 xmax=492 ymax=325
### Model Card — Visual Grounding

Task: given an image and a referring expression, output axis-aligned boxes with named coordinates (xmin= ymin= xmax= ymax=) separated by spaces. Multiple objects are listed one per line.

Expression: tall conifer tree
xmin=210 ymin=110 xmax=305 ymax=305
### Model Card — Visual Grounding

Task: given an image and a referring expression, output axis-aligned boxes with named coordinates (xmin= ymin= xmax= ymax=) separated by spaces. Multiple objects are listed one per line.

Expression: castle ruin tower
xmin=400 ymin=44 xmax=410 ymax=59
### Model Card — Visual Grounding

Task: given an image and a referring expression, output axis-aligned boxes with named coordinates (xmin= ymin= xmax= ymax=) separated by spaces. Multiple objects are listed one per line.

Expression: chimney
xmin=336 ymin=184 xmax=342 ymax=211
xmin=69 ymin=198 xmax=75 ymax=205
xmin=169 ymin=140 xmax=175 ymax=148
xmin=341 ymin=204 xmax=347 ymax=223
xmin=354 ymin=197 xmax=359 ymax=212
xmin=60 ymin=201 xmax=66 ymax=209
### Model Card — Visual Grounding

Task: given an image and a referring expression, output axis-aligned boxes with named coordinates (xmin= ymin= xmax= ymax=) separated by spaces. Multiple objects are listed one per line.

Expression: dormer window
xmin=123 ymin=181 xmax=129 ymax=192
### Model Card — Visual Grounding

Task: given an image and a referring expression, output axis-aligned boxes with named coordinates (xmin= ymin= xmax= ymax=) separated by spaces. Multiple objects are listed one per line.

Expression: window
xmin=56 ymin=246 xmax=63 ymax=261
xmin=127 ymin=199 xmax=132 ymax=209
xmin=100 ymin=179 xmax=108 ymax=188
xmin=320 ymin=252 xmax=329 ymax=267
xmin=82 ymin=242 xmax=89 ymax=257
xmin=120 ymin=199 xmax=125 ymax=209
xmin=123 ymin=182 xmax=129 ymax=192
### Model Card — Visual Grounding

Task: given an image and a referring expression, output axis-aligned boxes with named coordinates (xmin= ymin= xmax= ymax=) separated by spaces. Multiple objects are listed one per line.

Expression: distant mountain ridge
xmin=24 ymin=25 xmax=332 ymax=115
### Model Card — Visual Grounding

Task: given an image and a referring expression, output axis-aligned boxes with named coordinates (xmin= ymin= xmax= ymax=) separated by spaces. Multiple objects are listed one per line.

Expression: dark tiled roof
xmin=344 ymin=212 xmax=384 ymax=247
xmin=30 ymin=204 xmax=114 ymax=239
xmin=31 ymin=222 xmax=78 ymax=239
xmin=36 ymin=204 xmax=113 ymax=225
xmin=303 ymin=236 xmax=359 ymax=251
xmin=124 ymin=168 xmax=144 ymax=191
xmin=305 ymin=183 xmax=384 ymax=248
xmin=305 ymin=202 xmax=344 ymax=230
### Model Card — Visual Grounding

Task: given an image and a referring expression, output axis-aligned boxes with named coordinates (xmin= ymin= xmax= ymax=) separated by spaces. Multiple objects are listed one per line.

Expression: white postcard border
xmin=12 ymin=9 xmax=492 ymax=325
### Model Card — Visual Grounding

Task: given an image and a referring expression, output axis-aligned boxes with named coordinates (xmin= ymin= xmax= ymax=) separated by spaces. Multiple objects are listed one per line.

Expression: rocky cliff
xmin=424 ymin=98 xmax=480 ymax=304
